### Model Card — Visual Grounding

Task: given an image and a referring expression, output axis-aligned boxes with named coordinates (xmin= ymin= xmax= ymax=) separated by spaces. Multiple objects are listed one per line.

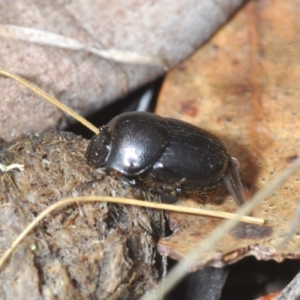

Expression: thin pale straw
xmin=0 ymin=67 xmax=99 ymax=134
xmin=0 ymin=25 xmax=168 ymax=68
xmin=141 ymin=158 xmax=300 ymax=300
xmin=0 ymin=196 xmax=264 ymax=271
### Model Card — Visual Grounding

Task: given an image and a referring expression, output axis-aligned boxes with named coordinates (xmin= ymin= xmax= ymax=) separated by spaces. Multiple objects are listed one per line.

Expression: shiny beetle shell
xmin=86 ymin=111 xmax=245 ymax=204
xmin=87 ymin=112 xmax=170 ymax=176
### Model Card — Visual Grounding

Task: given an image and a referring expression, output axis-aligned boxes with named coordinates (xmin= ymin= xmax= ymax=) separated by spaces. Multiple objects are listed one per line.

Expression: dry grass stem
xmin=0 ymin=67 xmax=99 ymax=134
xmin=141 ymin=158 xmax=300 ymax=300
xmin=276 ymin=195 xmax=300 ymax=249
xmin=0 ymin=196 xmax=264 ymax=271
xmin=0 ymin=25 xmax=168 ymax=68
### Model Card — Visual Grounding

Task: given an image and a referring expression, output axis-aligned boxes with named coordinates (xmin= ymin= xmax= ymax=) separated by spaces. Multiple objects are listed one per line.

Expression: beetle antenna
xmin=223 ymin=156 xmax=246 ymax=205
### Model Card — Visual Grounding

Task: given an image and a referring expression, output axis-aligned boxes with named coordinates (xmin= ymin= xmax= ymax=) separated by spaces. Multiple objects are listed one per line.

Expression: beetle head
xmin=86 ymin=126 xmax=111 ymax=167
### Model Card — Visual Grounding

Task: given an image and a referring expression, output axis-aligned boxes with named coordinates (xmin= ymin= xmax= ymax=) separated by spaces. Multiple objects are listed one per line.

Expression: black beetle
xmin=86 ymin=111 xmax=245 ymax=205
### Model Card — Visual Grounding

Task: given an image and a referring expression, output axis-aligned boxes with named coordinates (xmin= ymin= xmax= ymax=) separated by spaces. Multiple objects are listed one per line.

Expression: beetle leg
xmin=185 ymin=190 xmax=215 ymax=203
xmin=223 ymin=156 xmax=246 ymax=205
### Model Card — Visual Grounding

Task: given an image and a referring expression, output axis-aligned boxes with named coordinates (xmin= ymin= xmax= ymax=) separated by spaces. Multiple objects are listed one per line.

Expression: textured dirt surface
xmin=0 ymin=131 xmax=162 ymax=299
xmin=156 ymin=0 xmax=300 ymax=269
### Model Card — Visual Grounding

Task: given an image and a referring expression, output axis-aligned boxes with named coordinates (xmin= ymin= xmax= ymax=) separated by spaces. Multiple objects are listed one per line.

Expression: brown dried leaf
xmin=156 ymin=0 xmax=300 ymax=269
xmin=0 ymin=0 xmax=244 ymax=140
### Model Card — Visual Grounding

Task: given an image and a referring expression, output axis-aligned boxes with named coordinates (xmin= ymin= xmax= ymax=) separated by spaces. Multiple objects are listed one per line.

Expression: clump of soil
xmin=0 ymin=131 xmax=162 ymax=299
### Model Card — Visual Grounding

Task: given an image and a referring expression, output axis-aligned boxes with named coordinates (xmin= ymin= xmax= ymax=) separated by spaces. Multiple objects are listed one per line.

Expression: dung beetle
xmin=86 ymin=111 xmax=245 ymax=205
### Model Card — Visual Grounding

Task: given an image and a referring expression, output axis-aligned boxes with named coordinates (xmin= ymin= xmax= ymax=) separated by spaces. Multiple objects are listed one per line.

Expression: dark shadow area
xmin=166 ymin=261 xmax=228 ymax=300
xmin=166 ymin=257 xmax=300 ymax=300
xmin=221 ymin=257 xmax=300 ymax=300
xmin=66 ymin=76 xmax=164 ymax=139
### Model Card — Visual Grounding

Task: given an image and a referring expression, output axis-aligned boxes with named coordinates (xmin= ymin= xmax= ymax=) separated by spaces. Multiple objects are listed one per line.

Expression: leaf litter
xmin=2 ymin=0 xmax=300 ymax=298
xmin=156 ymin=0 xmax=300 ymax=269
